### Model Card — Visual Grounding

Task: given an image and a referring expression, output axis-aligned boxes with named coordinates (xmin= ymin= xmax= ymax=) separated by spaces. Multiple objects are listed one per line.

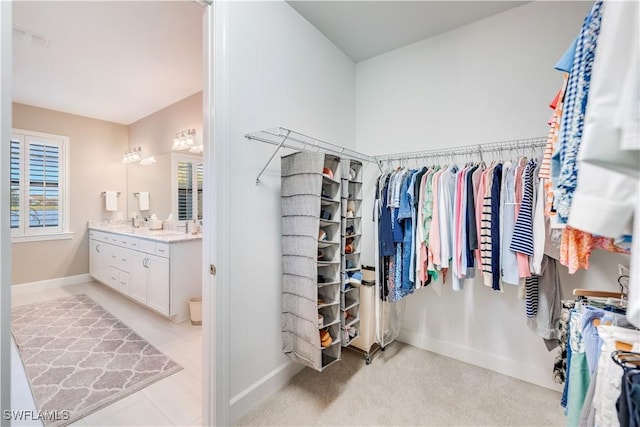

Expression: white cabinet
xmin=129 ymin=251 xmax=170 ymax=316
xmin=130 ymin=251 xmax=148 ymax=305
xmin=146 ymin=255 xmax=170 ymax=316
xmin=88 ymin=228 xmax=201 ymax=322
xmin=89 ymin=239 xmax=109 ymax=284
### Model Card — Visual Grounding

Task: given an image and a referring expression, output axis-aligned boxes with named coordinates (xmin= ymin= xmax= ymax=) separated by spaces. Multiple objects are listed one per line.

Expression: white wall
xmin=12 ymin=104 xmax=128 ymax=285
xmin=355 ymin=1 xmax=629 ymax=390
xmin=219 ymin=2 xmax=355 ymax=421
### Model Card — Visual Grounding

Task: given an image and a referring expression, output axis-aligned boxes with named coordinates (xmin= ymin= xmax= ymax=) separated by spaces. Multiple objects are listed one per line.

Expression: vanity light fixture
xmin=189 ymin=144 xmax=203 ymax=154
xmin=172 ymin=128 xmax=196 ymax=151
xmin=139 ymin=156 xmax=156 ymax=166
xmin=122 ymin=146 xmax=142 ymax=164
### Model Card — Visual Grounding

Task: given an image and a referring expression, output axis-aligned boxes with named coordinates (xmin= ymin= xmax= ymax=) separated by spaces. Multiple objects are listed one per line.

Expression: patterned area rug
xmin=11 ymin=294 xmax=182 ymax=427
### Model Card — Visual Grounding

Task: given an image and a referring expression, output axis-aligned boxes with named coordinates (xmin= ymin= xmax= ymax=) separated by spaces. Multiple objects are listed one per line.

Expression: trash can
xmin=188 ymin=296 xmax=202 ymax=325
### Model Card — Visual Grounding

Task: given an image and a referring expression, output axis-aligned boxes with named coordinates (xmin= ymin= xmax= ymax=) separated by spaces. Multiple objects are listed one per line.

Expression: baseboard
xmin=12 ymin=274 xmax=94 ymax=295
xmin=229 ymin=360 xmax=304 ymax=423
xmin=398 ymin=328 xmax=563 ymax=392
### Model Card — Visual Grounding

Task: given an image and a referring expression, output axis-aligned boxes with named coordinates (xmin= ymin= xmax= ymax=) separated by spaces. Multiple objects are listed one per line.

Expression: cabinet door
xmin=130 ymin=251 xmax=148 ymax=305
xmin=89 ymin=240 xmax=106 ymax=282
xmin=146 ymin=254 xmax=170 ymax=316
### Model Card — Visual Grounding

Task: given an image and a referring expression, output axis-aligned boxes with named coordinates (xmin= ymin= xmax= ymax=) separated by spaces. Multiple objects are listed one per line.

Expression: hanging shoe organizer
xmin=341 ymin=159 xmax=363 ymax=347
xmin=281 ymin=151 xmax=343 ymax=371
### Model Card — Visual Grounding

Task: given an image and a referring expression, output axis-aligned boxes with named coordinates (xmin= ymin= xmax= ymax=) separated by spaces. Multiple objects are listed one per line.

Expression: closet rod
xmin=245 ymin=126 xmax=377 ymax=184
xmin=374 ymin=136 xmax=548 ymax=162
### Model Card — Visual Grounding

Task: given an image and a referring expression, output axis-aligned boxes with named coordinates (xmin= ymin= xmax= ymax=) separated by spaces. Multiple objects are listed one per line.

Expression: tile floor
xmin=10 ymin=281 xmax=203 ymax=427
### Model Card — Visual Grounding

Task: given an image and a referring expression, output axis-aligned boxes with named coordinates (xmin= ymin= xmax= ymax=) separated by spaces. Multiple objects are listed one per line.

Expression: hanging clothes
xmin=566 ymin=0 xmax=640 ymax=329
xmin=552 ymin=0 xmax=604 ymax=223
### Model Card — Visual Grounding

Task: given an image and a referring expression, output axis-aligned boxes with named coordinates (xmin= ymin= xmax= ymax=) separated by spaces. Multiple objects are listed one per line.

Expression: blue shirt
xmin=378 ymin=174 xmax=395 ymax=257
xmin=490 ymin=163 xmax=503 ymax=291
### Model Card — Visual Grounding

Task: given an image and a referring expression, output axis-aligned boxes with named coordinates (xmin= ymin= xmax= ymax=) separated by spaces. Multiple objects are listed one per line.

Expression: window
xmin=10 ymin=129 xmax=72 ymax=242
xmin=173 ymin=153 xmax=203 ymax=222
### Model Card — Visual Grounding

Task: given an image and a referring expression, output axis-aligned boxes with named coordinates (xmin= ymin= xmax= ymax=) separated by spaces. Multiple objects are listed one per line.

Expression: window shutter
xmin=10 ymin=139 xmax=21 ymax=229
xmin=177 ymin=161 xmax=193 ymax=221
xmin=28 ymin=142 xmax=60 ymax=228
xmin=196 ymin=163 xmax=203 ymax=220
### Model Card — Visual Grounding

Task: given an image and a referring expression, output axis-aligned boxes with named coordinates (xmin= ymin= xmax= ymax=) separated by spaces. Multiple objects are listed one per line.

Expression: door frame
xmin=0 ymin=2 xmax=231 ymax=425
xmin=203 ymin=1 xmax=230 ymax=425
xmin=0 ymin=1 xmax=13 ymax=422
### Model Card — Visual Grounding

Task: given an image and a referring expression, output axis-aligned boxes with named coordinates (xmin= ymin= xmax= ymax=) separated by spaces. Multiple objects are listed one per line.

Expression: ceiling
xmin=12 ymin=1 xmax=528 ymax=125
xmin=12 ymin=1 xmax=204 ymax=125
xmin=288 ymin=1 xmax=530 ymax=62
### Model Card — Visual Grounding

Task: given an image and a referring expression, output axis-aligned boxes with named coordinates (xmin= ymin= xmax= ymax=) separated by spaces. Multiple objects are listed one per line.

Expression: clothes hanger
xmin=611 ymin=350 xmax=640 ymax=367
xmin=573 ymin=289 xmax=627 ymax=299
xmin=573 ymin=288 xmax=628 ymax=310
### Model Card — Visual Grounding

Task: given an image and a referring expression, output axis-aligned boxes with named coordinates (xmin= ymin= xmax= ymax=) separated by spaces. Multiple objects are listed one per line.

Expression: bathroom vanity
xmin=88 ymin=224 xmax=202 ymax=322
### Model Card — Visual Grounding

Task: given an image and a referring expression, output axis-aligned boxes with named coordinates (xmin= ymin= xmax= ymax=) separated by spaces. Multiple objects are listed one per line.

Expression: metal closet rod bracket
xmin=245 ymin=126 xmax=377 ymax=184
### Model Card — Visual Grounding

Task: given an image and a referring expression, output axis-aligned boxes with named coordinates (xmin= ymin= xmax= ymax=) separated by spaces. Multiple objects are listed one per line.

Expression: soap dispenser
xmin=190 ymin=219 xmax=199 ymax=235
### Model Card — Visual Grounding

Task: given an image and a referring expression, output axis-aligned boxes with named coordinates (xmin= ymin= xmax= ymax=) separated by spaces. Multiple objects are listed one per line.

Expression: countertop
xmin=88 ymin=223 xmax=202 ymax=243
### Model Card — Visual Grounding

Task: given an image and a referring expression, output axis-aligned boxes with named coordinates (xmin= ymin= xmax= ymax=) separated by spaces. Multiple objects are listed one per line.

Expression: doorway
xmin=2 ymin=1 xmax=218 ymax=425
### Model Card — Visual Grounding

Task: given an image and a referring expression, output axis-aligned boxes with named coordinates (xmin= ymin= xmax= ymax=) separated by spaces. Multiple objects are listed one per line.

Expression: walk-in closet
xmin=0 ymin=1 xmax=637 ymax=426
xmin=209 ymin=1 xmax=638 ymax=425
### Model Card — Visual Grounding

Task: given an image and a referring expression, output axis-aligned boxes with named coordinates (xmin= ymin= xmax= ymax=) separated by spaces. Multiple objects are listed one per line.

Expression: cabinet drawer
xmin=117 ymin=248 xmax=131 ymax=272
xmin=114 ymin=235 xmax=130 ymax=248
xmin=108 ymin=266 xmax=120 ymax=289
xmin=118 ymin=271 xmax=130 ymax=295
xmin=129 ymin=237 xmax=141 ymax=251
xmin=137 ymin=239 xmax=156 ymax=255
xmin=109 ymin=245 xmax=120 ymax=266
xmin=155 ymin=243 xmax=171 ymax=258
xmin=90 ymin=230 xmax=109 ymax=243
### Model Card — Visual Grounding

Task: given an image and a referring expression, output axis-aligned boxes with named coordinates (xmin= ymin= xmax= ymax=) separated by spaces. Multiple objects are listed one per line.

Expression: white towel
xmin=138 ymin=192 xmax=150 ymax=211
xmin=105 ymin=191 xmax=118 ymax=211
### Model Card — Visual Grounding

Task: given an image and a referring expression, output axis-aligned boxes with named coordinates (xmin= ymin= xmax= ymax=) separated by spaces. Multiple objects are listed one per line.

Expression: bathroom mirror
xmin=126 ymin=151 xmax=202 ymax=222
xmin=173 ymin=153 xmax=203 ymax=222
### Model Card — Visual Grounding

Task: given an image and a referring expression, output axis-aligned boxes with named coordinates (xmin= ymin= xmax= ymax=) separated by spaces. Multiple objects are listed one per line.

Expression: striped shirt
xmin=480 ymin=167 xmax=495 ymax=287
xmin=539 ymin=73 xmax=568 ymax=181
xmin=525 ymin=276 xmax=539 ymax=318
xmin=510 ymin=161 xmax=537 ymax=256
xmin=553 ymin=1 xmax=604 ymax=223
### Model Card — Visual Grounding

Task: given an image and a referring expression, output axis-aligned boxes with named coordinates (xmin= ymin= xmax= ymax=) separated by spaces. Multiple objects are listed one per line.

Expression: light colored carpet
xmin=11 ymin=294 xmax=182 ymax=427
xmin=235 ymin=343 xmax=566 ymax=426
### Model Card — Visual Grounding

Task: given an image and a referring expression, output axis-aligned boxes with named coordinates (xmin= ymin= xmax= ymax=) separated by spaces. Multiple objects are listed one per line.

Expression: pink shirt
xmin=416 ymin=171 xmax=430 ymax=286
